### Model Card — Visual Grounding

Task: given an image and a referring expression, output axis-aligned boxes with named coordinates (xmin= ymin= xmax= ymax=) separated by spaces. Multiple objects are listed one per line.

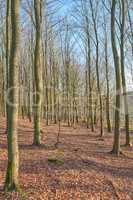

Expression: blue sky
xmin=20 ymin=0 xmax=133 ymax=91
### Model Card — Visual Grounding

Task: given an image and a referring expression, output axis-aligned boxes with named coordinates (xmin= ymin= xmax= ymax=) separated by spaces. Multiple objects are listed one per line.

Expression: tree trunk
xmin=86 ymin=16 xmax=94 ymax=132
xmin=120 ymin=0 xmax=130 ymax=146
xmin=90 ymin=0 xmax=103 ymax=136
xmin=111 ymin=0 xmax=121 ymax=156
xmin=33 ymin=0 xmax=43 ymax=145
xmin=4 ymin=0 xmax=20 ymax=191
xmin=105 ymin=29 xmax=111 ymax=132
xmin=5 ymin=0 xmax=10 ymax=132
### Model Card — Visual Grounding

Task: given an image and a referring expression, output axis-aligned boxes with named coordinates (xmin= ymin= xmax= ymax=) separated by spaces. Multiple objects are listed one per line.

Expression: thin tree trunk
xmin=85 ymin=70 xmax=89 ymax=128
xmin=120 ymin=0 xmax=130 ymax=146
xmin=33 ymin=0 xmax=43 ymax=145
xmin=111 ymin=0 xmax=121 ymax=156
xmin=105 ymin=29 xmax=111 ymax=132
xmin=86 ymin=16 xmax=94 ymax=132
xmin=5 ymin=0 xmax=10 ymax=132
xmin=90 ymin=0 xmax=103 ymax=136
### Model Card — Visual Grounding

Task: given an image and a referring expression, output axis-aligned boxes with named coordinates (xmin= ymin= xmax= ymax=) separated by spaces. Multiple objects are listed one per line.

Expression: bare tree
xmin=104 ymin=17 xmax=111 ymax=133
xmin=120 ymin=0 xmax=130 ymax=146
xmin=111 ymin=0 xmax=121 ymax=155
xmin=4 ymin=0 xmax=20 ymax=191
xmin=89 ymin=0 xmax=103 ymax=136
xmin=33 ymin=0 xmax=43 ymax=145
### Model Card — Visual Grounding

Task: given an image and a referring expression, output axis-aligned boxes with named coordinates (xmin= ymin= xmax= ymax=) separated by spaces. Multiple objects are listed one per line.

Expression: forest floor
xmin=0 ymin=118 xmax=133 ymax=200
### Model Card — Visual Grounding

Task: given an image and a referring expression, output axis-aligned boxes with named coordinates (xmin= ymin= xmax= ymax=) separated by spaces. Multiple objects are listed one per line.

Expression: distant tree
xmin=90 ymin=0 xmax=103 ymax=136
xmin=104 ymin=17 xmax=111 ymax=133
xmin=33 ymin=0 xmax=43 ymax=145
xmin=85 ymin=15 xmax=94 ymax=131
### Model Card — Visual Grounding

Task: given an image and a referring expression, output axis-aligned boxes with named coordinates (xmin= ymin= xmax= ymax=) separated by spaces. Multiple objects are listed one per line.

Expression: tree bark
xmin=120 ymin=0 xmax=130 ymax=146
xmin=90 ymin=0 xmax=103 ymax=136
xmin=86 ymin=16 xmax=94 ymax=132
xmin=33 ymin=0 xmax=43 ymax=145
xmin=5 ymin=0 xmax=10 ymax=132
xmin=4 ymin=0 xmax=20 ymax=191
xmin=105 ymin=29 xmax=111 ymax=132
xmin=111 ymin=0 xmax=121 ymax=156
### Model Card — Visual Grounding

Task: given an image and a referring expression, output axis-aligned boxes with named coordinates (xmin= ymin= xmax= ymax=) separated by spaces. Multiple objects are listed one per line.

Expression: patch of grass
xmin=48 ymin=158 xmax=64 ymax=166
xmin=19 ymin=190 xmax=28 ymax=199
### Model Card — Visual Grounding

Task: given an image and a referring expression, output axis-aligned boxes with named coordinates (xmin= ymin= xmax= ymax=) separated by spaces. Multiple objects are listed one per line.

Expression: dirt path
xmin=0 ymin=118 xmax=133 ymax=200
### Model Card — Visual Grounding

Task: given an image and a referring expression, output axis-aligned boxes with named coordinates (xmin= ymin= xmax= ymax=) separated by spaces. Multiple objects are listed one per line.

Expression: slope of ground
xmin=0 ymin=118 xmax=133 ymax=200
